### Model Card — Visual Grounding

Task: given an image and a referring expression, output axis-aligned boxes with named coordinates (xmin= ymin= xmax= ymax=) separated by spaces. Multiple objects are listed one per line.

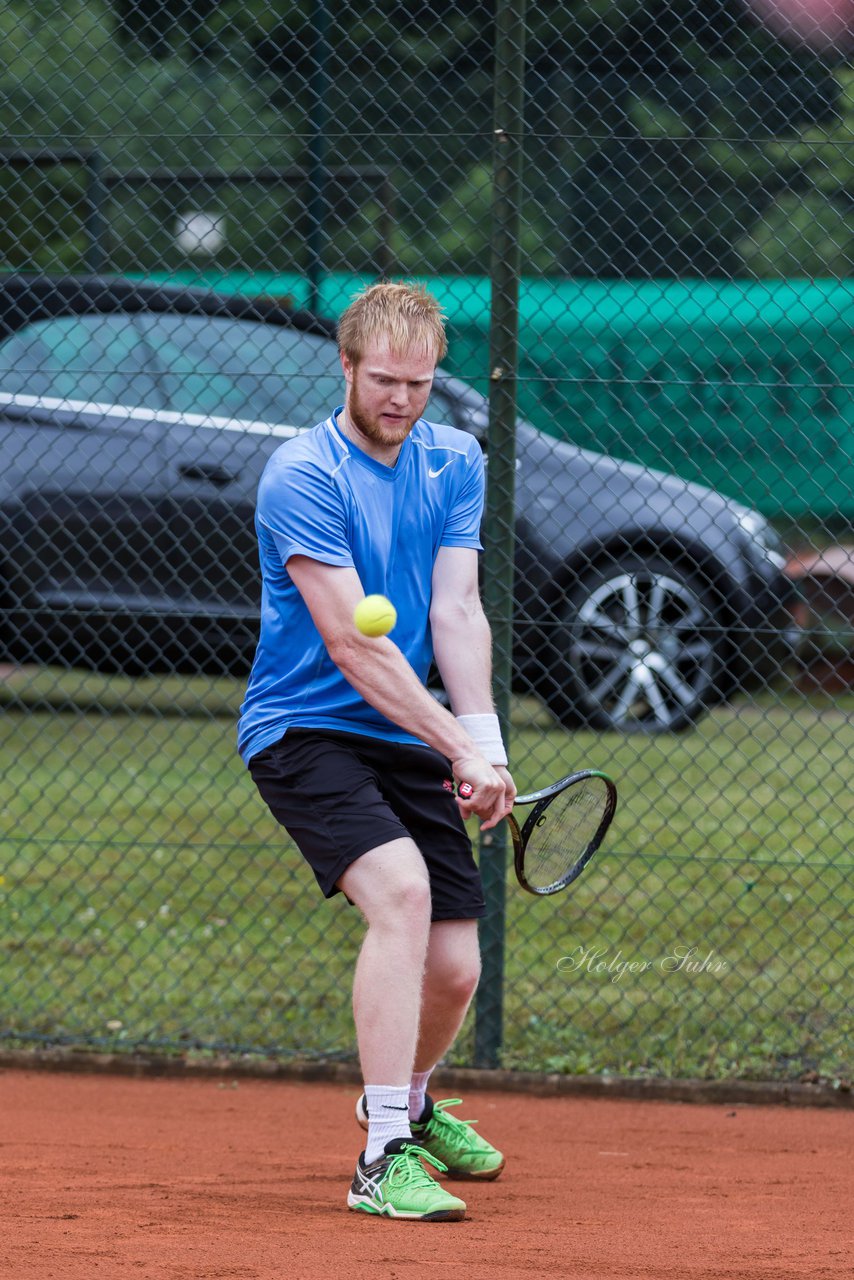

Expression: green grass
xmin=1 ymin=666 xmax=851 ymax=1082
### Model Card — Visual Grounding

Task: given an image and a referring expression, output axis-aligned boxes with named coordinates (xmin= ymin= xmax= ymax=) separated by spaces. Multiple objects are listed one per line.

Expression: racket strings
xmin=524 ymin=782 xmax=608 ymax=889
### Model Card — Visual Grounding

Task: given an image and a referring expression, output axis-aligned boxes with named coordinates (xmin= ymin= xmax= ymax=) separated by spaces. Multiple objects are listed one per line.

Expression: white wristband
xmin=456 ymin=713 xmax=508 ymax=767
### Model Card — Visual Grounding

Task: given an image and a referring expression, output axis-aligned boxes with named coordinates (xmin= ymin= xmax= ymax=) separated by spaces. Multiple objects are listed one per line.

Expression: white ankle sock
xmin=364 ymin=1084 xmax=412 ymax=1164
xmin=409 ymin=1068 xmax=434 ymax=1123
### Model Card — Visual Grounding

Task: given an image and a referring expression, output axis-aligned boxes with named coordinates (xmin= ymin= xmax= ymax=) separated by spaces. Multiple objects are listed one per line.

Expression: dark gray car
xmin=0 ymin=276 xmax=794 ymax=732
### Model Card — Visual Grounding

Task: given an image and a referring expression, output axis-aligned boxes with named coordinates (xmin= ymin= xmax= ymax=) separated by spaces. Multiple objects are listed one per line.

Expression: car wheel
xmin=546 ymin=555 xmax=727 ymax=733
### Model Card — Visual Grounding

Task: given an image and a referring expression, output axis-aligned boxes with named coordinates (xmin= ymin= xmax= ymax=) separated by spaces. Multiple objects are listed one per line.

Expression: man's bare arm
xmin=286 ymin=555 xmax=510 ymax=828
xmin=430 ymin=545 xmax=516 ymax=810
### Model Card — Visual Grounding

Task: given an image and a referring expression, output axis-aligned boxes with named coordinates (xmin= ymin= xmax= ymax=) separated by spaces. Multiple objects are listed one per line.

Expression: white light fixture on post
xmin=175 ymin=211 xmax=225 ymax=255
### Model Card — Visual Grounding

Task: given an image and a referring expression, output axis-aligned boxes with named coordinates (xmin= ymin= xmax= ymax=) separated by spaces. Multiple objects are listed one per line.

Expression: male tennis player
xmin=238 ymin=281 xmax=515 ymax=1221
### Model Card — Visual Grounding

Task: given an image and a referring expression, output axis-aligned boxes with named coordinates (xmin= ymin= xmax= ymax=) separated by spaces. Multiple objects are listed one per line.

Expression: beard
xmin=347 ymin=379 xmax=420 ymax=448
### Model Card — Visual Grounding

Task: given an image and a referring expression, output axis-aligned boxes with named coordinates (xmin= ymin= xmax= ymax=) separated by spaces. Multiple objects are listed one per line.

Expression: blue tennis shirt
xmin=237 ymin=409 xmax=485 ymax=764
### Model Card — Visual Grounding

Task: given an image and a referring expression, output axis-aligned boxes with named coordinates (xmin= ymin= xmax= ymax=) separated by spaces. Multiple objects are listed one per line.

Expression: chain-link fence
xmin=1 ymin=0 xmax=852 ymax=1084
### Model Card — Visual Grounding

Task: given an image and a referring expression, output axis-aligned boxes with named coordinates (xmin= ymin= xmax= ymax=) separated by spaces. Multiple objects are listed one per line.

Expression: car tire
xmin=544 ymin=554 xmax=728 ymax=734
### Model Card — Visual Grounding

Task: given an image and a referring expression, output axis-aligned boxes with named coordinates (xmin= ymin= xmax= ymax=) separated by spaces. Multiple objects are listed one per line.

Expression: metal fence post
xmin=306 ymin=0 xmax=331 ymax=315
xmin=474 ymin=0 xmax=526 ymax=1069
xmin=83 ymin=149 xmax=108 ymax=275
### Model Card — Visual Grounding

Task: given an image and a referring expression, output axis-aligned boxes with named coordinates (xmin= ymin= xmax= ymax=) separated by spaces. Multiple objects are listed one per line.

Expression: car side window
xmin=0 ymin=312 xmax=478 ymax=437
xmin=139 ymin=316 xmax=342 ymax=426
xmin=0 ymin=315 xmax=163 ymax=409
xmin=424 ymin=387 xmax=458 ymax=426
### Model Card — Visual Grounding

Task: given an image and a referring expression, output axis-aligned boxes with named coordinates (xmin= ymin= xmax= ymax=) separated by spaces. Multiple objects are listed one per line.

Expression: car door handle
xmin=177 ymin=462 xmax=239 ymax=487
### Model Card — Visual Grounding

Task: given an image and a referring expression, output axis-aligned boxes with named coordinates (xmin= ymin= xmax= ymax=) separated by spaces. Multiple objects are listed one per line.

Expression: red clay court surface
xmin=2 ymin=1069 xmax=851 ymax=1280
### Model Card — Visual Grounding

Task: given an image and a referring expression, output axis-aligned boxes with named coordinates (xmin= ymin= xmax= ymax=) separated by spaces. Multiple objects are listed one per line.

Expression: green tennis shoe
xmin=356 ymin=1094 xmax=505 ymax=1181
xmin=347 ymin=1139 xmax=466 ymax=1221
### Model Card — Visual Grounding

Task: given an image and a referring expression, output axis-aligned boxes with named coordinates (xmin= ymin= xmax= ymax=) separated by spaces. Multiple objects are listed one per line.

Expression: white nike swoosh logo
xmin=428 ymin=461 xmax=453 ymax=478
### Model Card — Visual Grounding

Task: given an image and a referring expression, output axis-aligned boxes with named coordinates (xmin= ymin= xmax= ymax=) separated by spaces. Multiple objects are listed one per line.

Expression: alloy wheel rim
xmin=569 ymin=570 xmax=718 ymax=729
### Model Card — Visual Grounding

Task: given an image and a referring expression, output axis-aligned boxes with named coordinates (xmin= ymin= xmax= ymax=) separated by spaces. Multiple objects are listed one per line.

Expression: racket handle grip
xmin=458 ymin=782 xmax=473 ymax=799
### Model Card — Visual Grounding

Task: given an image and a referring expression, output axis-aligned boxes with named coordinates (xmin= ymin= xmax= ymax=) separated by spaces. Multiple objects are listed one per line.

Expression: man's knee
xmin=427 ymin=927 xmax=481 ymax=1003
xmin=375 ymin=873 xmax=432 ymax=926
xmin=339 ymin=841 xmax=432 ymax=928
xmin=444 ymin=960 xmax=480 ymax=1007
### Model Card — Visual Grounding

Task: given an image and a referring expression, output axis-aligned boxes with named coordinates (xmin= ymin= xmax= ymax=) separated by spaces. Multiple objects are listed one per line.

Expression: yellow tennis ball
xmin=353 ymin=593 xmax=397 ymax=637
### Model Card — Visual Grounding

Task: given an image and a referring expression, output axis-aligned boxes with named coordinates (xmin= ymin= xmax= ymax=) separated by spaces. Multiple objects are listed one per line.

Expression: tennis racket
xmin=461 ymin=770 xmax=617 ymax=895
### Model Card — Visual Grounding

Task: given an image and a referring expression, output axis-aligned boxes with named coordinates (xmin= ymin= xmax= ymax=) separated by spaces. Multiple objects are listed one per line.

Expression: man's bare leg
xmin=414 ymin=919 xmax=481 ymax=1075
xmin=338 ymin=837 xmax=431 ymax=1094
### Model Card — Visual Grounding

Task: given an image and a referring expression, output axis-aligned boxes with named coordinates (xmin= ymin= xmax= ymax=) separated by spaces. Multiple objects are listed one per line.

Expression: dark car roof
xmin=0 ymin=274 xmax=338 ymax=343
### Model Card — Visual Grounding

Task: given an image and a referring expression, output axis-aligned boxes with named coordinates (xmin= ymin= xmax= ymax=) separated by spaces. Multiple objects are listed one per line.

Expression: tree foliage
xmin=0 ymin=0 xmax=850 ymax=278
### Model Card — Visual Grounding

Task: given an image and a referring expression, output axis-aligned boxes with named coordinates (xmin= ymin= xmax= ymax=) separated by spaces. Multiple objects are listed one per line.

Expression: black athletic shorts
xmin=247 ymin=728 xmax=486 ymax=922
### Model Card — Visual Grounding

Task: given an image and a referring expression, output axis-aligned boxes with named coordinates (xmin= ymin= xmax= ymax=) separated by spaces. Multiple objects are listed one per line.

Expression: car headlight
xmin=732 ymin=507 xmax=787 ymax=571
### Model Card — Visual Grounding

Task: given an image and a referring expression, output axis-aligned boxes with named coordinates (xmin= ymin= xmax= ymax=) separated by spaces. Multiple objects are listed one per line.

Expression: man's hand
xmin=494 ymin=764 xmax=517 ymax=817
xmin=454 ymin=757 xmax=516 ymax=831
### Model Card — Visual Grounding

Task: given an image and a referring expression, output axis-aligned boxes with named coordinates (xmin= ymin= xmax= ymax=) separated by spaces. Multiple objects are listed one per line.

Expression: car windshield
xmin=0 ymin=313 xmax=455 ymax=427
